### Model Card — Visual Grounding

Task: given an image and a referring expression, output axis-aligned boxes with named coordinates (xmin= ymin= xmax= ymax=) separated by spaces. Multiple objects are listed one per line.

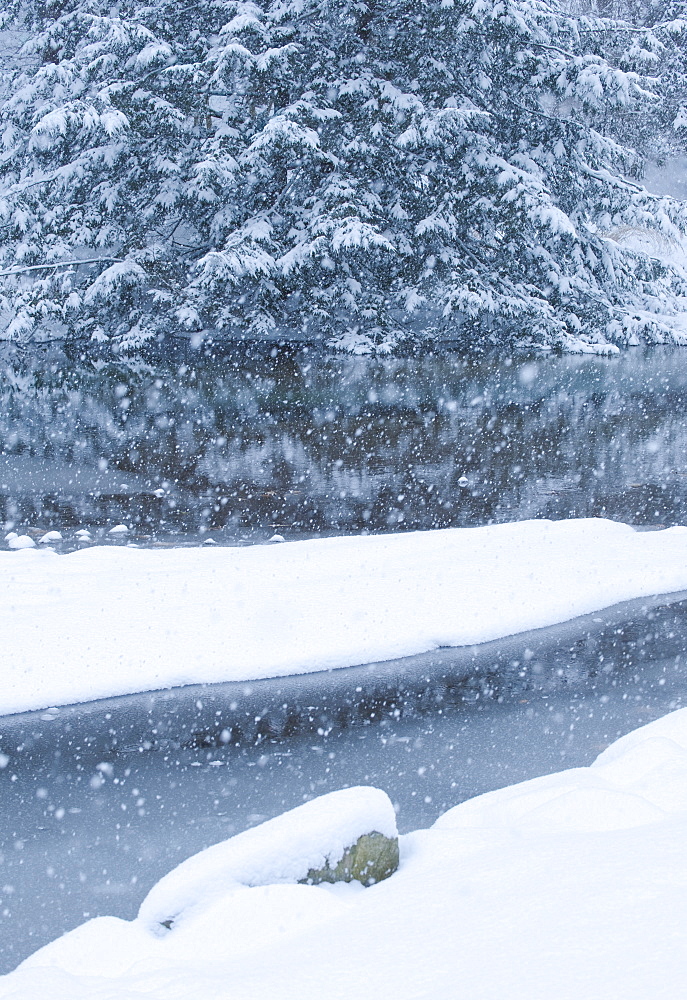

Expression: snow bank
xmin=6 ymin=709 xmax=687 ymax=998
xmin=3 ymin=518 xmax=687 ymax=716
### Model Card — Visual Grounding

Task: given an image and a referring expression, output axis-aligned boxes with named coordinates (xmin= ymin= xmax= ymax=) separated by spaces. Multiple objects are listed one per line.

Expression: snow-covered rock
xmin=107 ymin=524 xmax=128 ymax=535
xmin=139 ymin=786 xmax=397 ymax=932
xmin=7 ymin=534 xmax=35 ymax=549
xmin=38 ymin=531 xmax=63 ymax=544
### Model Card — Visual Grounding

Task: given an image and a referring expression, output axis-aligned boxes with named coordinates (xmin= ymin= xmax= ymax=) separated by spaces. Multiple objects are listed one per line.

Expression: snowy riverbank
xmin=4 ymin=518 xmax=687 ymax=717
xmin=4 ymin=707 xmax=687 ymax=998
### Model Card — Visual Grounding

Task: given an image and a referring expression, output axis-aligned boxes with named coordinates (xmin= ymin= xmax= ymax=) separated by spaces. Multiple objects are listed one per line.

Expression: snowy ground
xmin=4 ymin=517 xmax=687 ymax=716
xmin=4 ymin=707 xmax=687 ymax=998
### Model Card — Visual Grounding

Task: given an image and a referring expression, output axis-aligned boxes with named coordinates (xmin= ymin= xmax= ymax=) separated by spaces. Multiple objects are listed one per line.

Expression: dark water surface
xmin=3 ymin=343 xmax=687 ymax=545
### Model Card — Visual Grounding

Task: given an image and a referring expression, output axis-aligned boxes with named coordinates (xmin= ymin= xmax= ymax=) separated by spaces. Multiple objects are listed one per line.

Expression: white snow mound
xmin=7 ymin=534 xmax=35 ymax=549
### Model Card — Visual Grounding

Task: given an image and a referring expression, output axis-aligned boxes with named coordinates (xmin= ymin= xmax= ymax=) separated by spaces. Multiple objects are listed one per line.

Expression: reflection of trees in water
xmin=2 ymin=346 xmax=687 ymax=536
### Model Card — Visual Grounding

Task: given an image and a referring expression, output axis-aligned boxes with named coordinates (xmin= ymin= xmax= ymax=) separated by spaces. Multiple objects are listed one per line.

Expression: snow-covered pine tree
xmin=640 ymin=4 xmax=687 ymax=165
xmin=1 ymin=0 xmax=687 ymax=352
xmin=0 ymin=1 xmax=228 ymax=346
xmin=564 ymin=0 xmax=687 ymax=174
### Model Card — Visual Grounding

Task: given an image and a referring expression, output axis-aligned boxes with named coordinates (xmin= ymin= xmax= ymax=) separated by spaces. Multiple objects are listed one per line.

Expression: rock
xmin=39 ymin=530 xmax=63 ymax=543
xmin=301 ymin=831 xmax=399 ymax=887
xmin=8 ymin=535 xmax=36 ymax=549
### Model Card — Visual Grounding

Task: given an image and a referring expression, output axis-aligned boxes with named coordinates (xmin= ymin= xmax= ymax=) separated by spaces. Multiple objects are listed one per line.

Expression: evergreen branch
xmin=529 ymin=41 xmax=576 ymax=59
xmin=0 ymin=257 xmax=123 ymax=277
xmin=581 ymin=165 xmax=645 ymax=193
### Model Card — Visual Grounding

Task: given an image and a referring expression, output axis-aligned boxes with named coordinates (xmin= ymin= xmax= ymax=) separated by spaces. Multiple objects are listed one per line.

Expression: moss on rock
xmin=301 ymin=832 xmax=399 ymax=887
